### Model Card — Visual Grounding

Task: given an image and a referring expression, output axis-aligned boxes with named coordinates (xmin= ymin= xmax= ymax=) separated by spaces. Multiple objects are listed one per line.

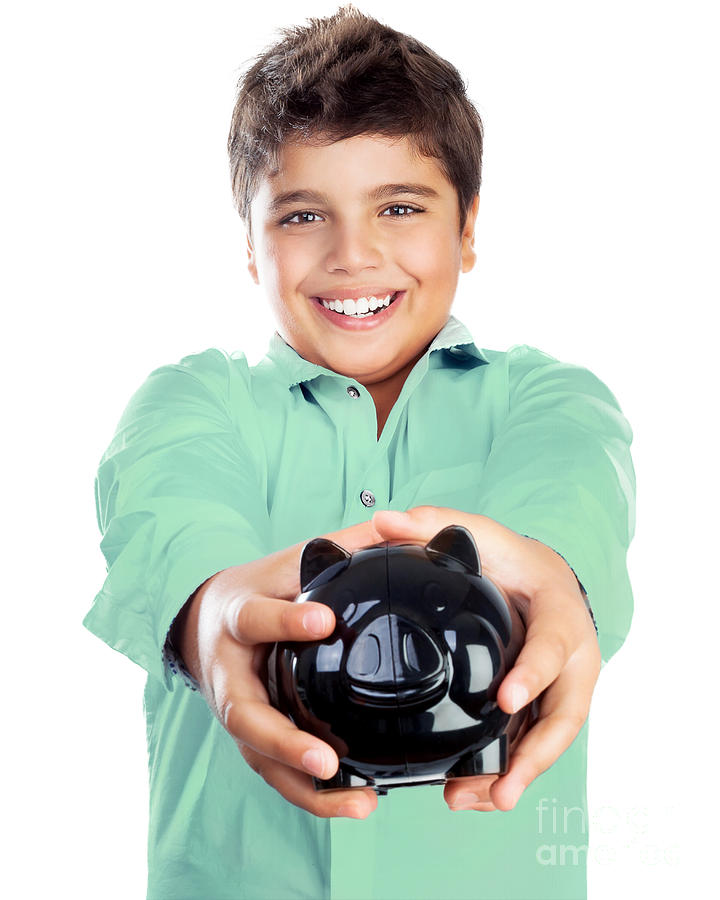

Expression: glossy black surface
xmin=267 ymin=525 xmax=529 ymax=794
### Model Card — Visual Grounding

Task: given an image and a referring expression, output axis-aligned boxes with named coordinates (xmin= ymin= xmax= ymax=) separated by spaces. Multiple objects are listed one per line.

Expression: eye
xmin=423 ymin=581 xmax=448 ymax=612
xmin=381 ymin=203 xmax=424 ymax=218
xmin=279 ymin=210 xmax=324 ymax=226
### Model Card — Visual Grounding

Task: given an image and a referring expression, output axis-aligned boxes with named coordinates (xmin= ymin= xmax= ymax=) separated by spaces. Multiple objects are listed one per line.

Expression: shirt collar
xmin=263 ymin=314 xmax=489 ymax=389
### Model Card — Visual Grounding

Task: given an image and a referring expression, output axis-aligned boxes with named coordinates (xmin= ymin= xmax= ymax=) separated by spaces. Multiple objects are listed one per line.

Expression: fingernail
xmin=379 ymin=510 xmax=409 ymax=525
xmin=504 ymin=780 xmax=525 ymax=809
xmin=336 ymin=803 xmax=365 ymax=818
xmin=303 ymin=608 xmax=328 ymax=636
xmin=450 ymin=792 xmax=480 ymax=810
xmin=302 ymin=748 xmax=327 ymax=778
xmin=510 ymin=684 xmax=529 ymax=713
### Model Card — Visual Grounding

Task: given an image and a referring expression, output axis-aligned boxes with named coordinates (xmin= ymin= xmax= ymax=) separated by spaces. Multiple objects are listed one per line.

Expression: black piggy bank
xmin=267 ymin=524 xmax=530 ymax=795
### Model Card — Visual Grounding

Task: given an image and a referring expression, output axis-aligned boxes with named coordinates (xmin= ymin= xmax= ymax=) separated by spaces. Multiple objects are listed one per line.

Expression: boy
xmin=83 ymin=5 xmax=635 ymax=899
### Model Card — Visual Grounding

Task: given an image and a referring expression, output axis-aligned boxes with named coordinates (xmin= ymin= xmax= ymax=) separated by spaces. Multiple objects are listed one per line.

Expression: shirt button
xmin=347 ymin=386 xmax=360 ymax=398
xmin=360 ymin=490 xmax=376 ymax=507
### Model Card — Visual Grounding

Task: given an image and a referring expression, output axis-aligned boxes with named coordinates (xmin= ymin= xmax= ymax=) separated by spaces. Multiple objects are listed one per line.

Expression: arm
xmin=83 ymin=348 xmax=272 ymax=691
xmin=476 ymin=344 xmax=636 ymax=665
xmin=84 ymin=348 xmax=385 ymax=819
xmin=369 ymin=346 xmax=635 ymax=811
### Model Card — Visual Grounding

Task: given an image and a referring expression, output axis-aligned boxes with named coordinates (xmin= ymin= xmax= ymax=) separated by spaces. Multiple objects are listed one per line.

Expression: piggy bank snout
xmin=346 ymin=614 xmax=447 ymax=705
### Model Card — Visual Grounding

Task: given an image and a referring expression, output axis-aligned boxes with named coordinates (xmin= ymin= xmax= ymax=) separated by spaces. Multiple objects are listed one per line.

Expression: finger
xmin=240 ymin=744 xmax=378 ymax=819
xmin=444 ymin=774 xmax=499 ymax=810
xmin=227 ymin=594 xmax=336 ymax=645
xmin=223 ymin=695 xmax=343 ymax=779
xmin=320 ymin=516 xmax=388 ymax=550
xmin=450 ymin=799 xmax=498 ymax=812
xmin=489 ymin=649 xmax=599 ymax=811
xmin=257 ymin=517 xmax=388 ymax=602
xmin=371 ymin=506 xmax=496 ymax=545
xmin=497 ymin=589 xmax=596 ymax=715
xmin=371 ymin=507 xmax=436 ymax=543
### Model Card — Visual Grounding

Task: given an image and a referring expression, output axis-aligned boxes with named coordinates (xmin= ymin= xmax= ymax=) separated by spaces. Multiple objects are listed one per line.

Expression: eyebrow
xmin=267 ymin=183 xmax=442 ymax=215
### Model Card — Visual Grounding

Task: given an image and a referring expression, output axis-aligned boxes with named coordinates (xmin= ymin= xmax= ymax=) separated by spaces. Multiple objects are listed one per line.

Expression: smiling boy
xmin=84 ymin=6 xmax=635 ymax=899
xmin=247 ymin=132 xmax=479 ymax=440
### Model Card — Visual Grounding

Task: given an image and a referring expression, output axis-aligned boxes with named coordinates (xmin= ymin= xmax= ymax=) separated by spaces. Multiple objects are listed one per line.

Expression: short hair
xmin=228 ymin=3 xmax=484 ymax=239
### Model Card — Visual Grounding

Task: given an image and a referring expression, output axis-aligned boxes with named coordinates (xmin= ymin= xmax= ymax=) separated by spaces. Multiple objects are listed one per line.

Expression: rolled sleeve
xmin=82 ymin=350 xmax=271 ymax=691
xmin=477 ymin=345 xmax=636 ymax=665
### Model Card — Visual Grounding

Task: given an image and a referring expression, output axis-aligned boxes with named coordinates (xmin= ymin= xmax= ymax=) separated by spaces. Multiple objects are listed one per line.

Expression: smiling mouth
xmin=313 ymin=291 xmax=401 ymax=318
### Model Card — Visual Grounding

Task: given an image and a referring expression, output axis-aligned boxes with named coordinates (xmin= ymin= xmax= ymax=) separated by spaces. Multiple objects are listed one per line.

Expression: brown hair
xmin=228 ymin=4 xmax=484 ymax=239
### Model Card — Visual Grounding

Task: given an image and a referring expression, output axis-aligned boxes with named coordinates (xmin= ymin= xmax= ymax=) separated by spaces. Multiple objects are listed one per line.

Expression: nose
xmin=346 ymin=615 xmax=447 ymax=707
xmin=325 ymin=217 xmax=383 ymax=274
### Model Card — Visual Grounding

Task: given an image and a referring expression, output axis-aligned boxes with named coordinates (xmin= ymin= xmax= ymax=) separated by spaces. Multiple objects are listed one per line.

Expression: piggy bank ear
xmin=300 ymin=538 xmax=352 ymax=592
xmin=425 ymin=525 xmax=481 ymax=576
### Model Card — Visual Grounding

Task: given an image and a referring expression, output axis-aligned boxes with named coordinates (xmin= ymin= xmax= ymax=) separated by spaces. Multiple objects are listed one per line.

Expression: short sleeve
xmin=477 ymin=345 xmax=636 ymax=665
xmin=82 ymin=348 xmax=272 ymax=691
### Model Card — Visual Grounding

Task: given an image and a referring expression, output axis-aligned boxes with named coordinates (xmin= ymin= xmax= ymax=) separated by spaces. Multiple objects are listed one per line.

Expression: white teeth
xmin=321 ymin=292 xmax=398 ymax=316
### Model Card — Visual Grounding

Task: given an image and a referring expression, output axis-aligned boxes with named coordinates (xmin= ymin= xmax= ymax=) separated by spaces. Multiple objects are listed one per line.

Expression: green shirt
xmin=83 ymin=314 xmax=635 ymax=900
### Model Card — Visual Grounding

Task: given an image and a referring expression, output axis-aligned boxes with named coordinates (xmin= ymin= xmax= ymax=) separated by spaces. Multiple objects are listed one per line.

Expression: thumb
xmin=371 ymin=508 xmax=426 ymax=541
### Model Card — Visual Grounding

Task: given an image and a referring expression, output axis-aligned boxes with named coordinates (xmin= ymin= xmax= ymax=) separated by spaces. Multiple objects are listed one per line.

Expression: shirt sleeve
xmin=476 ymin=344 xmax=636 ymax=666
xmin=82 ymin=348 xmax=272 ymax=691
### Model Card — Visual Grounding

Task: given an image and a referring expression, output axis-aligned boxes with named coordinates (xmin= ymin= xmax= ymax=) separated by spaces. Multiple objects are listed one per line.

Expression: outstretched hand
xmin=371 ymin=506 xmax=601 ymax=813
xmin=173 ymin=516 xmax=388 ymax=819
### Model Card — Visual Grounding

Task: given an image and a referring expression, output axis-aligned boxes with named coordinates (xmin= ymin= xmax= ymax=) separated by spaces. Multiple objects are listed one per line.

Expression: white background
xmin=2 ymin=1 xmax=717 ymax=897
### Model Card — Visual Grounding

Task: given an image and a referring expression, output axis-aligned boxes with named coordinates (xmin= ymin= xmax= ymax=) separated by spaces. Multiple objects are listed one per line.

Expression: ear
xmin=300 ymin=538 xmax=352 ymax=592
xmin=425 ymin=525 xmax=481 ymax=575
xmin=460 ymin=194 xmax=480 ymax=274
xmin=246 ymin=231 xmax=259 ymax=285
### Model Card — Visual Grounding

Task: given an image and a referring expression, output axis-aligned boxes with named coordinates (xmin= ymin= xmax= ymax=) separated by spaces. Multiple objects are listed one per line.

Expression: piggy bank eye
xmin=423 ymin=580 xmax=448 ymax=612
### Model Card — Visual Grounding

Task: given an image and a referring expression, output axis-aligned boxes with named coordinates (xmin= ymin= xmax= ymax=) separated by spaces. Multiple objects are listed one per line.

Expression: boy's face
xmin=247 ymin=132 xmax=479 ymax=394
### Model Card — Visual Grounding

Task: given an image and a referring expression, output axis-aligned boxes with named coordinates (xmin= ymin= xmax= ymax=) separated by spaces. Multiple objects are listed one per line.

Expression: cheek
xmin=397 ymin=228 xmax=459 ymax=280
xmin=259 ymin=238 xmax=307 ymax=289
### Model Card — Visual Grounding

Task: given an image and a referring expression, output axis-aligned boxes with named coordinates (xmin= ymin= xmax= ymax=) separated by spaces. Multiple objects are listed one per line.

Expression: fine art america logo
xmin=535 ymin=798 xmax=679 ymax=867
